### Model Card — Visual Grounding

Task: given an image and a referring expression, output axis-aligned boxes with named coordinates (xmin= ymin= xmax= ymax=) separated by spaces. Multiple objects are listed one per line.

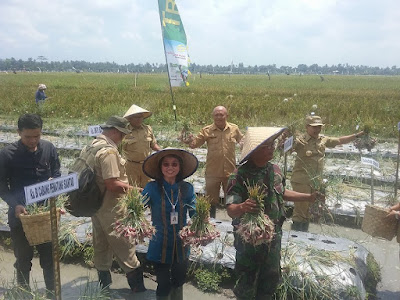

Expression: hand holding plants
xmin=15 ymin=205 xmax=27 ymax=218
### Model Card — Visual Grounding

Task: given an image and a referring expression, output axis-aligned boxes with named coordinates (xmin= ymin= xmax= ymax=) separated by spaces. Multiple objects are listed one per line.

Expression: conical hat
xmin=143 ymin=148 xmax=198 ymax=180
xmin=239 ymin=127 xmax=286 ymax=163
xmin=123 ymin=104 xmax=152 ymax=119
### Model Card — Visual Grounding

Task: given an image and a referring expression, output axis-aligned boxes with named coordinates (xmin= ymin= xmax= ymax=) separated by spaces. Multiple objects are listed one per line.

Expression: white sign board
xmin=88 ymin=125 xmax=103 ymax=137
xmin=284 ymin=136 xmax=294 ymax=153
xmin=361 ymin=157 xmax=380 ymax=169
xmin=24 ymin=173 xmax=78 ymax=205
xmin=398 ymin=121 xmax=400 ymax=131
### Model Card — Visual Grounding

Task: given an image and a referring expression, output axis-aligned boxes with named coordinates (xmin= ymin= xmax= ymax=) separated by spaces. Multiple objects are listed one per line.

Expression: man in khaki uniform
xmin=122 ymin=104 xmax=161 ymax=188
xmin=186 ymin=106 xmax=243 ymax=218
xmin=291 ymin=115 xmax=364 ymax=231
xmin=91 ymin=116 xmax=146 ymax=292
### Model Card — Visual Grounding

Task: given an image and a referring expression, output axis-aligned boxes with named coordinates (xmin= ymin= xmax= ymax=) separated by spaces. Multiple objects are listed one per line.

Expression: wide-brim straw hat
xmin=143 ymin=148 xmax=198 ymax=180
xmin=239 ymin=127 xmax=287 ymax=164
xmin=123 ymin=104 xmax=152 ymax=119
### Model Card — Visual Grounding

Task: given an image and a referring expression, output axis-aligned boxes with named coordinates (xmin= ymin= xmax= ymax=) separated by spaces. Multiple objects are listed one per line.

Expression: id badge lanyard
xmin=163 ymin=186 xmax=179 ymax=225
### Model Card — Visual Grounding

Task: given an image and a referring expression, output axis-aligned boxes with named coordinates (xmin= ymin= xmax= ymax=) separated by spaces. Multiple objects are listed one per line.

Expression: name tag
xmin=170 ymin=212 xmax=178 ymax=225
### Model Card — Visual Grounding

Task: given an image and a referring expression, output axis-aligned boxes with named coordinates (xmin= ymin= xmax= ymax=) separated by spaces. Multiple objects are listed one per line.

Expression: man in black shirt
xmin=0 ymin=114 xmax=60 ymax=295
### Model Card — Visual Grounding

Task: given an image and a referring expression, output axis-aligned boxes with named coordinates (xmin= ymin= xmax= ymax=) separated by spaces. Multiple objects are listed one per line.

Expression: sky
xmin=0 ymin=0 xmax=399 ymax=68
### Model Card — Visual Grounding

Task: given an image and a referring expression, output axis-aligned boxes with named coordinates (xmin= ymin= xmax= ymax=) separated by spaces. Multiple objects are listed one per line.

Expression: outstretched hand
xmin=180 ymin=133 xmax=194 ymax=145
xmin=310 ymin=191 xmax=325 ymax=203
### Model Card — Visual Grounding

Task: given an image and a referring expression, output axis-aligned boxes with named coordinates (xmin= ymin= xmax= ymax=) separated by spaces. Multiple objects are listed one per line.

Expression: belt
xmin=127 ymin=159 xmax=144 ymax=164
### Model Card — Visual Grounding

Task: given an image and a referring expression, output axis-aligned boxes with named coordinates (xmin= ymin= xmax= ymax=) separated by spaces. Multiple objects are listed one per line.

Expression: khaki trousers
xmin=126 ymin=161 xmax=151 ymax=188
xmin=291 ymin=182 xmax=313 ymax=223
xmin=205 ymin=176 xmax=229 ymax=206
xmin=92 ymin=213 xmax=140 ymax=273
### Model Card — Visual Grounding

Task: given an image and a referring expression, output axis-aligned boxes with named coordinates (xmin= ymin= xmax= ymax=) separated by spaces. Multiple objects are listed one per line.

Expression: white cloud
xmin=0 ymin=0 xmax=399 ymax=67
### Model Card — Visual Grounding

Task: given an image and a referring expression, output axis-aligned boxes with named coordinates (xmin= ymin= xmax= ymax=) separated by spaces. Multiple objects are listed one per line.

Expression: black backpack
xmin=65 ymin=143 xmax=112 ymax=217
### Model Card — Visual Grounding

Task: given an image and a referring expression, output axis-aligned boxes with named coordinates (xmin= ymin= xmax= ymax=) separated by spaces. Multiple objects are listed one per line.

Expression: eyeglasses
xmin=162 ymin=162 xmax=179 ymax=168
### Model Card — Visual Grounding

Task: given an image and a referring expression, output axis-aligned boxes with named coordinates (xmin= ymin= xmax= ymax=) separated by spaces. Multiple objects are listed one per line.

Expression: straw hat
xmin=123 ymin=104 xmax=152 ymax=119
xmin=38 ymin=84 xmax=47 ymax=90
xmin=100 ymin=116 xmax=131 ymax=134
xmin=143 ymin=148 xmax=198 ymax=180
xmin=305 ymin=115 xmax=324 ymax=127
xmin=239 ymin=127 xmax=286 ymax=163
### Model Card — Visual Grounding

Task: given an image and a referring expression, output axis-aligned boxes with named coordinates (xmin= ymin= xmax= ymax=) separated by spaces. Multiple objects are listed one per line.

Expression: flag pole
xmin=162 ymin=44 xmax=178 ymax=130
xmin=158 ymin=1 xmax=178 ymax=130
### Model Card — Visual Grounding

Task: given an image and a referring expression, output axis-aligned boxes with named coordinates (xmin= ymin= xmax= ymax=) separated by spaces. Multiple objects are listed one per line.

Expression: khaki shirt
xmin=122 ymin=124 xmax=157 ymax=162
xmin=191 ymin=122 xmax=243 ymax=178
xmin=291 ymin=133 xmax=340 ymax=185
xmin=92 ymin=134 xmax=128 ymax=213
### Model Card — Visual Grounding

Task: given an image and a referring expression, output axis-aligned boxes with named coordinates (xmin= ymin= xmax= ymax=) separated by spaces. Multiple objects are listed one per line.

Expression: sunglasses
xmin=162 ymin=162 xmax=180 ymax=168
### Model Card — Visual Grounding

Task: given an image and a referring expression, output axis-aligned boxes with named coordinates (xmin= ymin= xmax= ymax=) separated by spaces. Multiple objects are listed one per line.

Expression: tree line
xmin=1 ymin=57 xmax=399 ymax=76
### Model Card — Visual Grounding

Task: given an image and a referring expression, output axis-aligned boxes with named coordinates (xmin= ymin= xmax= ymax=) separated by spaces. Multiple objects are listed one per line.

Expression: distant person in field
xmin=122 ymin=104 xmax=161 ymax=188
xmin=183 ymin=106 xmax=244 ymax=218
xmin=290 ymin=115 xmax=364 ymax=232
xmin=35 ymin=84 xmax=49 ymax=104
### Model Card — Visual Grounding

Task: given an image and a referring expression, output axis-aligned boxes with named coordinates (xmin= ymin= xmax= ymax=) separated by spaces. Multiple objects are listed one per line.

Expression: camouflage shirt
xmin=226 ymin=161 xmax=286 ymax=226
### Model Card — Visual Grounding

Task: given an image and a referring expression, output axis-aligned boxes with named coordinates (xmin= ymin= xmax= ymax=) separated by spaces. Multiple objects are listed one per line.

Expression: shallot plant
xmin=179 ymin=196 xmax=220 ymax=247
xmin=235 ymin=182 xmax=275 ymax=246
xmin=111 ymin=188 xmax=155 ymax=245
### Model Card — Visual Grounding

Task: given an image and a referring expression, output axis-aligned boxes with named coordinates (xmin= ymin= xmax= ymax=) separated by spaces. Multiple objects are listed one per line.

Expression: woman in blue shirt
xmin=35 ymin=84 xmax=48 ymax=104
xmin=142 ymin=148 xmax=198 ymax=300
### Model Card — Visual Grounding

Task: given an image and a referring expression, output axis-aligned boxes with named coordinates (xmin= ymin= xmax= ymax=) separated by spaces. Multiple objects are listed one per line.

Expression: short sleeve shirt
xmin=191 ymin=122 xmax=243 ymax=177
xmin=290 ymin=133 xmax=340 ymax=185
xmin=122 ymin=124 xmax=157 ymax=162
xmin=93 ymin=135 xmax=128 ymax=212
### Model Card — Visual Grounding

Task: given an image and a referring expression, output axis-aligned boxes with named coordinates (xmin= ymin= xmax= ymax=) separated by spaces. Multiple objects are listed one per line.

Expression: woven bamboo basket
xmin=20 ymin=209 xmax=61 ymax=246
xmin=361 ymin=205 xmax=397 ymax=241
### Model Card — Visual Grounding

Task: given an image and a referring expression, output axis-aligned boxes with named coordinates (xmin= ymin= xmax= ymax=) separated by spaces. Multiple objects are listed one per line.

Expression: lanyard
xmin=163 ymin=186 xmax=178 ymax=212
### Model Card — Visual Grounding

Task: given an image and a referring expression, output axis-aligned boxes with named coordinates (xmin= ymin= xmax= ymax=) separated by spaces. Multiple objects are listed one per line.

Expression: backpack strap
xmin=83 ymin=143 xmax=116 ymax=199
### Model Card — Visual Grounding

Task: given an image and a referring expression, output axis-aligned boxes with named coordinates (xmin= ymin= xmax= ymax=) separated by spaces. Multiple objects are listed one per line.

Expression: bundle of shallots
xmin=179 ymin=196 xmax=220 ymax=247
xmin=235 ymin=183 xmax=275 ymax=246
xmin=308 ymin=179 xmax=332 ymax=223
xmin=354 ymin=124 xmax=377 ymax=151
xmin=111 ymin=188 xmax=155 ymax=245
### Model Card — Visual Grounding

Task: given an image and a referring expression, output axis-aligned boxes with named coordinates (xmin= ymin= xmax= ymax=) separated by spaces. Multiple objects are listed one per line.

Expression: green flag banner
xmin=158 ymin=0 xmax=190 ymax=87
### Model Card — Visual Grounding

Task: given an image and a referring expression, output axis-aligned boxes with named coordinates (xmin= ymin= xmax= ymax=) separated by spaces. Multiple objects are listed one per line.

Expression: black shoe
xmin=16 ymin=270 xmax=30 ymax=291
xmin=291 ymin=221 xmax=309 ymax=232
xmin=43 ymin=268 xmax=55 ymax=293
xmin=98 ymin=270 xmax=112 ymax=290
xmin=210 ymin=206 xmax=217 ymax=219
xmin=127 ymin=267 xmax=147 ymax=293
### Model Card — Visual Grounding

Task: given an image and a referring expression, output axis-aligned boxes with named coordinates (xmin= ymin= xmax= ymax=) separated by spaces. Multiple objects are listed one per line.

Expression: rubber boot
xmin=210 ymin=206 xmax=217 ymax=219
xmin=127 ymin=267 xmax=147 ymax=293
xmin=302 ymin=222 xmax=310 ymax=232
xmin=43 ymin=268 xmax=55 ymax=299
xmin=170 ymin=286 xmax=183 ymax=300
xmin=16 ymin=269 xmax=30 ymax=291
xmin=97 ymin=270 xmax=112 ymax=290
